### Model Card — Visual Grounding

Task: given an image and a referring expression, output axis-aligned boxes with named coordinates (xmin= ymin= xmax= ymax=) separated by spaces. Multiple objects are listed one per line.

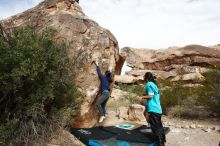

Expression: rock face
xmin=114 ymin=75 xmax=143 ymax=84
xmin=117 ymin=45 xmax=220 ymax=83
xmin=1 ymin=0 xmax=119 ymax=128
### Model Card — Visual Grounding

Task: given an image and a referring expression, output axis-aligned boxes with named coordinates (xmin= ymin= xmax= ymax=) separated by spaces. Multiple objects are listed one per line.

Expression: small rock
xmin=175 ymin=125 xmax=181 ymax=128
xmin=172 ymin=128 xmax=181 ymax=133
xmin=190 ymin=124 xmax=196 ymax=129
xmin=47 ymin=144 xmax=59 ymax=146
xmin=184 ymin=137 xmax=190 ymax=141
xmin=202 ymin=128 xmax=212 ymax=132
xmin=168 ymin=122 xmax=175 ymax=126
xmin=212 ymin=126 xmax=220 ymax=131
xmin=183 ymin=125 xmax=190 ymax=129
xmin=197 ymin=124 xmax=204 ymax=128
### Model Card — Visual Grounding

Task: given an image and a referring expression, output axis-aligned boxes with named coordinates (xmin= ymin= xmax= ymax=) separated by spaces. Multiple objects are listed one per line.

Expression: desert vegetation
xmin=117 ymin=67 xmax=220 ymax=119
xmin=0 ymin=25 xmax=81 ymax=145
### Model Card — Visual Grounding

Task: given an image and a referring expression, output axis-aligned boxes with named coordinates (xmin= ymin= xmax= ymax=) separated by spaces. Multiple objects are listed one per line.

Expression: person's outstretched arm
xmin=137 ymin=84 xmax=154 ymax=99
xmin=92 ymin=61 xmax=104 ymax=79
xmin=96 ymin=65 xmax=105 ymax=79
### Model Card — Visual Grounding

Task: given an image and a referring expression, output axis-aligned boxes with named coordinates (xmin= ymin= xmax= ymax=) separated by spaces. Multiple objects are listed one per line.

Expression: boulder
xmin=171 ymin=72 xmax=205 ymax=82
xmin=190 ymin=124 xmax=196 ymax=129
xmin=1 ymin=0 xmax=119 ymax=128
xmin=118 ymin=106 xmax=129 ymax=120
xmin=126 ymin=69 xmax=177 ymax=80
xmin=128 ymin=104 xmax=146 ymax=122
xmin=114 ymin=75 xmax=143 ymax=84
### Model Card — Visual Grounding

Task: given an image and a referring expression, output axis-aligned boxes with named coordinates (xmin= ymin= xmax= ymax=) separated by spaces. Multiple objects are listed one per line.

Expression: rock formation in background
xmin=1 ymin=0 xmax=119 ymax=128
xmin=115 ymin=45 xmax=220 ymax=84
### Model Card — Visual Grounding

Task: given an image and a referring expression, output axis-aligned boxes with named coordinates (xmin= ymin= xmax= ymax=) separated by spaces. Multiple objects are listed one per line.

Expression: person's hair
xmin=144 ymin=72 xmax=157 ymax=84
xmin=105 ymin=70 xmax=113 ymax=83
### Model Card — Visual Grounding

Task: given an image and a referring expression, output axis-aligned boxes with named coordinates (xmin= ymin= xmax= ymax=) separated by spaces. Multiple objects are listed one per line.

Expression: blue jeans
xmin=96 ymin=91 xmax=109 ymax=116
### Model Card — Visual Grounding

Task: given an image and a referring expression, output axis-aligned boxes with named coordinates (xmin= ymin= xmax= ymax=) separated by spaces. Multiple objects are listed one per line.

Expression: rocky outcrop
xmin=1 ymin=0 xmax=119 ymax=128
xmin=117 ymin=45 xmax=220 ymax=83
xmin=171 ymin=72 xmax=205 ymax=82
xmin=114 ymin=75 xmax=143 ymax=84
xmin=121 ymin=45 xmax=220 ymax=70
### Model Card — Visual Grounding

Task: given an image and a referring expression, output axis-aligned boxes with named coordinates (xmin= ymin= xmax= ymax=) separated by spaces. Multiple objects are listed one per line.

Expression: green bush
xmin=117 ymin=67 xmax=220 ymax=118
xmin=0 ymin=25 xmax=80 ymax=145
xmin=159 ymin=78 xmax=202 ymax=115
xmin=117 ymin=83 xmax=144 ymax=104
xmin=198 ymin=66 xmax=220 ymax=116
xmin=117 ymin=83 xmax=145 ymax=95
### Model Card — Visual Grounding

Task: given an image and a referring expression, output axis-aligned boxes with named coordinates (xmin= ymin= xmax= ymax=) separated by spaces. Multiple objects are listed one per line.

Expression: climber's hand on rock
xmin=108 ymin=65 xmax=113 ymax=72
xmin=92 ymin=60 xmax=98 ymax=66
xmin=95 ymin=60 xmax=99 ymax=66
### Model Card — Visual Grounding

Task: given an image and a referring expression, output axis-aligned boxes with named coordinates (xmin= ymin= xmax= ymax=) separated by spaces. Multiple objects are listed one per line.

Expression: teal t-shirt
xmin=145 ymin=81 xmax=162 ymax=114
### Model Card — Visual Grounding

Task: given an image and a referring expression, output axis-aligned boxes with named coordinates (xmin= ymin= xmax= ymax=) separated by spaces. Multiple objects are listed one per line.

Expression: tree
xmin=0 ymin=24 xmax=79 ymax=145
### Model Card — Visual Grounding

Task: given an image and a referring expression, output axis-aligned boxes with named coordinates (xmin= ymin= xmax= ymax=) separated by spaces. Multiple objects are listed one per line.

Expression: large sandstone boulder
xmin=1 ymin=0 xmax=119 ymax=128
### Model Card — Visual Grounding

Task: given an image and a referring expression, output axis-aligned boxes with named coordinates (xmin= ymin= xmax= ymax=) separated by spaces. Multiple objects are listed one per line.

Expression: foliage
xmin=117 ymin=79 xmax=201 ymax=117
xmin=117 ymin=83 xmax=145 ymax=95
xmin=117 ymin=67 xmax=220 ymax=118
xmin=198 ymin=66 xmax=220 ymax=115
xmin=0 ymin=25 xmax=80 ymax=145
xmin=117 ymin=83 xmax=144 ymax=104
xmin=158 ymin=79 xmax=199 ymax=115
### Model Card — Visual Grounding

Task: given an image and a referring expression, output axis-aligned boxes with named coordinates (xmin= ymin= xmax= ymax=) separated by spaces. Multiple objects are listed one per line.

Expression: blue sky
xmin=0 ymin=0 xmax=220 ymax=49
xmin=0 ymin=0 xmax=42 ymax=20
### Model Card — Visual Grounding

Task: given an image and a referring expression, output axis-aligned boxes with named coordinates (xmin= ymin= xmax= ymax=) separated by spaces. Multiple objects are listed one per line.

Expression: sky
xmin=0 ymin=0 xmax=220 ymax=49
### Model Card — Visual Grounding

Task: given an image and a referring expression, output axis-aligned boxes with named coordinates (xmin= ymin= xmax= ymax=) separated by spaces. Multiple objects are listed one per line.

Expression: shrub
xmin=158 ymin=79 xmax=200 ymax=115
xmin=198 ymin=66 xmax=220 ymax=116
xmin=117 ymin=83 xmax=144 ymax=104
xmin=0 ymin=25 xmax=80 ymax=145
xmin=117 ymin=83 xmax=145 ymax=95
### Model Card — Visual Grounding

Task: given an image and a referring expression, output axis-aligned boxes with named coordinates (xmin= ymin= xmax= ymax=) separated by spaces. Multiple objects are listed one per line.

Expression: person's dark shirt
xmin=96 ymin=66 xmax=110 ymax=93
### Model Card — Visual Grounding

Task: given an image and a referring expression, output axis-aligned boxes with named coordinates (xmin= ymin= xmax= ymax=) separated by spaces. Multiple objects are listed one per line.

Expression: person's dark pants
xmin=148 ymin=112 xmax=166 ymax=146
xmin=96 ymin=91 xmax=109 ymax=116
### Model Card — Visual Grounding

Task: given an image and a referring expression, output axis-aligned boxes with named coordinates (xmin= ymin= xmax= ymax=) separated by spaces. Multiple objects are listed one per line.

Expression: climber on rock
xmin=92 ymin=60 xmax=113 ymax=123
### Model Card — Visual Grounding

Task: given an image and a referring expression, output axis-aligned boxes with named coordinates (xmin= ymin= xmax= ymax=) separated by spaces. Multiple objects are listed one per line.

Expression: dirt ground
xmin=106 ymin=97 xmax=220 ymax=146
xmin=164 ymin=117 xmax=220 ymax=146
xmin=166 ymin=128 xmax=219 ymax=146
